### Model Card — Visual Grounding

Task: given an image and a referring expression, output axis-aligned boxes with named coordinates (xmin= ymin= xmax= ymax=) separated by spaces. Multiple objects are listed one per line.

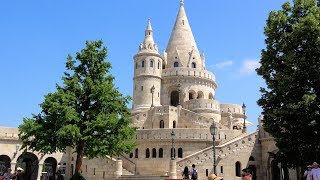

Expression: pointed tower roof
xmin=137 ymin=19 xmax=159 ymax=54
xmin=165 ymin=0 xmax=201 ymax=68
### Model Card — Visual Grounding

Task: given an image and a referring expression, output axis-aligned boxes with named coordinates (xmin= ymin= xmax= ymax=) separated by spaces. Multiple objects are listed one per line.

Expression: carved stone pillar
xmin=169 ymin=159 xmax=177 ymax=179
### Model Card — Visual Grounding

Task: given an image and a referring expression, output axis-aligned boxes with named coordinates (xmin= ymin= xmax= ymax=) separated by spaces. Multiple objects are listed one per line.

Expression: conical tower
xmin=132 ymin=19 xmax=164 ymax=115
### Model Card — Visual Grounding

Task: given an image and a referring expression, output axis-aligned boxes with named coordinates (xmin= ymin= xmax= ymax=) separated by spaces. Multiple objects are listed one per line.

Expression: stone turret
xmin=132 ymin=19 xmax=164 ymax=115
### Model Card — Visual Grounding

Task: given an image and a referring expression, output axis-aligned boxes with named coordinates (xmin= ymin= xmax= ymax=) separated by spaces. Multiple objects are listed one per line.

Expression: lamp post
xmin=171 ymin=131 xmax=176 ymax=160
xmin=242 ymin=103 xmax=247 ymax=133
xmin=210 ymin=122 xmax=218 ymax=175
xmin=177 ymin=84 xmax=181 ymax=105
xmin=151 ymin=85 xmax=155 ymax=107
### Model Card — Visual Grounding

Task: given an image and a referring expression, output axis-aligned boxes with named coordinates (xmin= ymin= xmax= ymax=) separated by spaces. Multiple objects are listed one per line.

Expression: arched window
xmin=209 ymin=93 xmax=214 ymax=99
xmin=159 ymin=148 xmax=163 ymax=158
xmin=189 ymin=91 xmax=196 ymax=100
xmin=142 ymin=60 xmax=145 ymax=67
xmin=235 ymin=161 xmax=241 ymax=177
xmin=178 ymin=148 xmax=183 ymax=158
xmin=136 ymin=62 xmax=138 ymax=69
xmin=146 ymin=148 xmax=150 ymax=158
xmin=170 ymin=91 xmax=179 ymax=107
xmin=150 ymin=60 xmax=154 ymax=67
xmin=152 ymin=148 xmax=157 ymax=158
xmin=160 ymin=120 xmax=164 ymax=128
xmin=249 ymin=156 xmax=255 ymax=161
xmin=171 ymin=148 xmax=176 ymax=159
xmin=162 ymin=64 xmax=165 ymax=69
xmin=197 ymin=91 xmax=204 ymax=99
xmin=158 ymin=61 xmax=160 ymax=69
xmin=192 ymin=62 xmax=196 ymax=68
xmin=135 ymin=148 xmax=139 ymax=158
xmin=174 ymin=62 xmax=179 ymax=67
xmin=173 ymin=121 xmax=176 ymax=128
xmin=129 ymin=153 xmax=133 ymax=158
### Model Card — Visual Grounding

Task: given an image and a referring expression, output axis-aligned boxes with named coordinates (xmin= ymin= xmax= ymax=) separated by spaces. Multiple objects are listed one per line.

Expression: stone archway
xmin=0 ymin=155 xmax=11 ymax=176
xmin=44 ymin=157 xmax=57 ymax=180
xmin=16 ymin=152 xmax=39 ymax=180
xmin=170 ymin=91 xmax=179 ymax=107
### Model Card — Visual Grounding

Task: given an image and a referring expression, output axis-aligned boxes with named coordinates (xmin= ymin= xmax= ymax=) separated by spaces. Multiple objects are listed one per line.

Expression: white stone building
xmin=0 ymin=1 xmax=298 ymax=180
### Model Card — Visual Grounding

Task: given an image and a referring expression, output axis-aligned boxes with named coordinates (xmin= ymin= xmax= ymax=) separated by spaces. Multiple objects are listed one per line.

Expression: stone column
xmin=169 ymin=159 xmax=177 ymax=179
xmin=37 ymin=163 xmax=43 ymax=180
xmin=114 ymin=159 xmax=123 ymax=178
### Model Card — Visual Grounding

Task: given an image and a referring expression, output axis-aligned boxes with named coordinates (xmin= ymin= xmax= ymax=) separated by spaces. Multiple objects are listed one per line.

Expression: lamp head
xmin=210 ymin=122 xmax=218 ymax=135
xmin=242 ymin=103 xmax=246 ymax=113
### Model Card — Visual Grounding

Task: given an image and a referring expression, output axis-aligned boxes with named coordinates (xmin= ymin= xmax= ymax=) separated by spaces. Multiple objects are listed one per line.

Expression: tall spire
xmin=165 ymin=0 xmax=200 ymax=68
xmin=138 ymin=19 xmax=159 ymax=54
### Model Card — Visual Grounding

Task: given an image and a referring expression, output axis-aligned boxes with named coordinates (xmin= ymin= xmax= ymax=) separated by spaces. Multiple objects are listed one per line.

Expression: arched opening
xmin=209 ymin=93 xmax=214 ymax=99
xmin=142 ymin=60 xmax=145 ymax=67
xmin=135 ymin=148 xmax=138 ymax=158
xmin=158 ymin=61 xmax=160 ymax=69
xmin=191 ymin=62 xmax=196 ymax=68
xmin=174 ymin=62 xmax=179 ymax=67
xmin=150 ymin=60 xmax=154 ymax=67
xmin=173 ymin=121 xmax=176 ymax=128
xmin=159 ymin=148 xmax=163 ymax=158
xmin=0 ymin=155 xmax=11 ymax=176
xmin=188 ymin=90 xmax=196 ymax=100
xmin=152 ymin=148 xmax=156 ymax=158
xmin=16 ymin=152 xmax=39 ymax=180
xmin=145 ymin=148 xmax=150 ymax=158
xmin=235 ymin=161 xmax=241 ymax=177
xmin=170 ymin=91 xmax=179 ymax=107
xmin=129 ymin=153 xmax=133 ymax=158
xmin=249 ymin=156 xmax=255 ymax=161
xmin=44 ymin=157 xmax=57 ymax=180
xmin=160 ymin=120 xmax=164 ymax=128
xmin=162 ymin=64 xmax=165 ymax=69
xmin=197 ymin=91 xmax=204 ymax=99
xmin=178 ymin=148 xmax=183 ymax=158
xmin=170 ymin=148 xmax=176 ymax=159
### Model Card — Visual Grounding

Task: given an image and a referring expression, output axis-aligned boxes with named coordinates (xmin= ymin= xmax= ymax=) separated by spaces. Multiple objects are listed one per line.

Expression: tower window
xmin=235 ymin=161 xmax=241 ymax=177
xmin=160 ymin=120 xmax=164 ymax=128
xmin=135 ymin=148 xmax=139 ymax=158
xmin=182 ymin=20 xmax=184 ymax=25
xmin=221 ymin=166 xmax=224 ymax=173
xmin=192 ymin=62 xmax=196 ymax=68
xmin=174 ymin=62 xmax=179 ymax=67
xmin=136 ymin=62 xmax=138 ymax=69
xmin=146 ymin=148 xmax=150 ymax=158
xmin=173 ymin=121 xmax=176 ymax=128
xmin=141 ymin=86 xmax=143 ymax=91
xmin=159 ymin=148 xmax=163 ymax=158
xmin=158 ymin=92 xmax=160 ymax=97
xmin=178 ymin=148 xmax=183 ymax=158
xmin=150 ymin=60 xmax=154 ymax=67
xmin=158 ymin=61 xmax=160 ymax=69
xmin=152 ymin=148 xmax=156 ymax=158
xmin=142 ymin=60 xmax=145 ymax=67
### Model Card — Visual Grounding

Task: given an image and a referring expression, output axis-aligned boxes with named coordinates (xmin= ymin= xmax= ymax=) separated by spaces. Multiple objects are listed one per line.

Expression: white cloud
xmin=213 ymin=60 xmax=233 ymax=69
xmin=240 ymin=59 xmax=260 ymax=75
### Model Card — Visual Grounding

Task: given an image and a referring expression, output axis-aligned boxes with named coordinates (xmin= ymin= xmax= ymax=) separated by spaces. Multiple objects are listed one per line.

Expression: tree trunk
xmin=75 ymin=141 xmax=85 ymax=174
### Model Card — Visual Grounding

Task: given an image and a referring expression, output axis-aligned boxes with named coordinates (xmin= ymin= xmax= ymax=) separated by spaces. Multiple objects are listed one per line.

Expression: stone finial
xmin=180 ymin=0 xmax=184 ymax=6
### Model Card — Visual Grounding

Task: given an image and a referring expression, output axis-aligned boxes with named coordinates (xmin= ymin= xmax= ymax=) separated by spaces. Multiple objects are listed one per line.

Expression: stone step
xmin=122 ymin=168 xmax=134 ymax=175
xmin=116 ymin=175 xmax=168 ymax=180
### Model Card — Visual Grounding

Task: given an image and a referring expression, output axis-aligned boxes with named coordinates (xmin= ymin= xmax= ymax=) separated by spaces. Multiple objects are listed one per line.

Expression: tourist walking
xmin=304 ymin=165 xmax=312 ymax=180
xmin=182 ymin=166 xmax=189 ymax=179
xmin=311 ymin=162 xmax=320 ymax=180
xmin=15 ymin=167 xmax=24 ymax=180
xmin=3 ymin=168 xmax=12 ymax=180
xmin=190 ymin=164 xmax=198 ymax=180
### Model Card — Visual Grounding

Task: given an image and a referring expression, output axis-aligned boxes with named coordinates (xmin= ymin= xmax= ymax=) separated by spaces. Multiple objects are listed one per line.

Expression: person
xmin=207 ymin=173 xmax=223 ymax=180
xmin=56 ymin=170 xmax=64 ymax=180
xmin=3 ymin=168 xmax=12 ymax=180
xmin=304 ymin=165 xmax=312 ymax=180
xmin=15 ymin=167 xmax=24 ymax=180
xmin=241 ymin=168 xmax=252 ymax=180
xmin=182 ymin=166 xmax=189 ymax=179
xmin=311 ymin=162 xmax=320 ymax=180
xmin=190 ymin=164 xmax=198 ymax=180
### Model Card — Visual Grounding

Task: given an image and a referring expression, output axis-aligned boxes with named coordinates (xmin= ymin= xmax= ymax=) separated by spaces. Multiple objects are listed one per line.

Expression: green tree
xmin=257 ymin=0 xmax=320 ymax=168
xmin=19 ymin=40 xmax=136 ymax=178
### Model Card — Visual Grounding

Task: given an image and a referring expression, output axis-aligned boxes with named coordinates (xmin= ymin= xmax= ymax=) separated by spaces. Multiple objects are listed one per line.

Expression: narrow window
xmin=142 ymin=60 xmax=145 ymax=67
xmin=192 ymin=62 xmax=196 ymax=68
xmin=221 ymin=166 xmax=224 ymax=173
xmin=173 ymin=121 xmax=176 ymax=128
xmin=146 ymin=148 xmax=150 ymax=158
xmin=206 ymin=169 xmax=209 ymax=177
xmin=235 ymin=161 xmax=241 ymax=177
xmin=135 ymin=148 xmax=139 ymax=158
xmin=141 ymin=86 xmax=143 ymax=91
xmin=136 ymin=62 xmax=138 ymax=69
xmin=182 ymin=20 xmax=185 ymax=25
xmin=129 ymin=153 xmax=133 ymax=158
xmin=174 ymin=62 xmax=179 ymax=67
xmin=171 ymin=148 xmax=176 ymax=159
xmin=152 ymin=148 xmax=157 ymax=158
xmin=158 ymin=61 xmax=160 ymax=69
xmin=158 ymin=92 xmax=160 ymax=97
xmin=159 ymin=148 xmax=163 ymax=158
xmin=94 ymin=168 xmax=95 ymax=175
xmin=150 ymin=60 xmax=154 ymax=67
xmin=178 ymin=148 xmax=183 ymax=158
xmin=249 ymin=156 xmax=255 ymax=161
xmin=160 ymin=120 xmax=164 ymax=128
xmin=162 ymin=64 xmax=165 ymax=69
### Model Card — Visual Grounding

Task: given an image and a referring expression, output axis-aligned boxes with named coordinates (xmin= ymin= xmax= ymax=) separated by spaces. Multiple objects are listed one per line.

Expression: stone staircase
xmin=116 ymin=175 xmax=168 ymax=180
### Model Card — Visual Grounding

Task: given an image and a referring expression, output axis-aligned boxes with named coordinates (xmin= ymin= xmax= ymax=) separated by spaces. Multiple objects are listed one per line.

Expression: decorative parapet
xmin=0 ymin=127 xmax=20 ymax=140
xmin=183 ymin=99 xmax=220 ymax=113
xmin=220 ymin=104 xmax=244 ymax=115
xmin=162 ymin=68 xmax=216 ymax=82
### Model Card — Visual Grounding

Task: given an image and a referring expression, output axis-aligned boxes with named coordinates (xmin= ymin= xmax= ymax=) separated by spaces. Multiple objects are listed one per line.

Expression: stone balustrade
xmin=220 ymin=104 xmax=244 ymax=114
xmin=183 ymin=99 xmax=220 ymax=112
xmin=162 ymin=68 xmax=216 ymax=82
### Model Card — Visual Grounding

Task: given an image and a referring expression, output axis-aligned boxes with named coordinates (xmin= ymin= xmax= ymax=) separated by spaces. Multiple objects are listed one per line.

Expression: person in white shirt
xmin=304 ymin=165 xmax=312 ymax=180
xmin=311 ymin=162 xmax=320 ymax=180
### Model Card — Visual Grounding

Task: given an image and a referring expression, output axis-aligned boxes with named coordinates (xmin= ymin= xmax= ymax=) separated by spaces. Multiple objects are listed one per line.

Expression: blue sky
xmin=0 ymin=0 xmax=289 ymax=131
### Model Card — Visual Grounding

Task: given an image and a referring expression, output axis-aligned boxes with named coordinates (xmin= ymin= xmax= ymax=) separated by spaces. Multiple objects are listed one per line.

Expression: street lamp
xmin=242 ymin=103 xmax=247 ymax=133
xmin=210 ymin=122 xmax=218 ymax=175
xmin=171 ymin=131 xmax=176 ymax=160
xmin=151 ymin=85 xmax=155 ymax=107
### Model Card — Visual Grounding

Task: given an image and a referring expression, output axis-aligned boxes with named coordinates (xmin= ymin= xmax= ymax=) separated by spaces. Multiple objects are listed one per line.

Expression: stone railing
xmin=162 ymin=68 xmax=216 ymax=82
xmin=135 ymin=129 xmax=213 ymax=141
xmin=183 ymin=99 xmax=220 ymax=112
xmin=220 ymin=104 xmax=243 ymax=114
xmin=121 ymin=155 xmax=137 ymax=174
xmin=175 ymin=131 xmax=258 ymax=169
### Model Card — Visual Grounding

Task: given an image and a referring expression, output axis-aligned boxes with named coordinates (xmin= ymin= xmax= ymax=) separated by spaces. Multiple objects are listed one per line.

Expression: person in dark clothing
xmin=182 ymin=166 xmax=190 ymax=179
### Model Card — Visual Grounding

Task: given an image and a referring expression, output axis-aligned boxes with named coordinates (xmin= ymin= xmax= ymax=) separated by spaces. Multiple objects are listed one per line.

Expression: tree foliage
xmin=19 ymin=40 xmax=136 ymax=176
xmin=257 ymin=0 xmax=320 ymax=167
